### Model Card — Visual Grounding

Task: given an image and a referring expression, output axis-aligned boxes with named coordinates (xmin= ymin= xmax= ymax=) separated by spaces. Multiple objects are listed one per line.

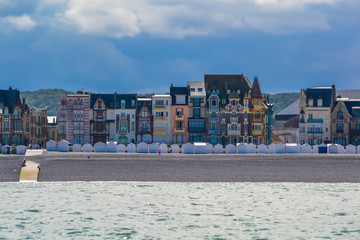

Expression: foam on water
xmin=1 ymin=182 xmax=360 ymax=239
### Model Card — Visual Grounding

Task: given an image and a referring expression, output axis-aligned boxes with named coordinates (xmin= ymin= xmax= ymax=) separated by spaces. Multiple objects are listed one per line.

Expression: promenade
xmin=1 ymin=152 xmax=360 ymax=182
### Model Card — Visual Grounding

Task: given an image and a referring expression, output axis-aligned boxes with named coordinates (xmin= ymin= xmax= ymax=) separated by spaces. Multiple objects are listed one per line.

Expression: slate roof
xmin=343 ymin=100 xmax=360 ymax=117
xmin=170 ymin=86 xmax=188 ymax=105
xmin=0 ymin=89 xmax=21 ymax=114
xmin=336 ymin=89 xmax=360 ymax=99
xmin=137 ymin=98 xmax=152 ymax=113
xmin=250 ymin=76 xmax=262 ymax=98
xmin=305 ymin=87 xmax=334 ymax=107
xmin=90 ymin=93 xmax=137 ymax=109
xmin=277 ymin=99 xmax=300 ymax=116
xmin=228 ymin=90 xmax=240 ymax=99
xmin=204 ymin=74 xmax=252 ymax=106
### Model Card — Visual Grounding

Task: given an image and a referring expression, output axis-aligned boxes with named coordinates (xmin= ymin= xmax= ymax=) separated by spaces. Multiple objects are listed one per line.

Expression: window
xmin=222 ymin=123 xmax=226 ymax=131
xmin=222 ymin=112 xmax=225 ymax=119
xmin=193 ymin=98 xmax=200 ymax=107
xmin=110 ymin=112 xmax=114 ymax=119
xmin=337 ymin=122 xmax=343 ymax=132
xmin=237 ymin=90 xmax=240 ymax=94
xmin=131 ymin=100 xmax=135 ymax=107
xmin=222 ymin=99 xmax=226 ymax=104
xmin=121 ymin=100 xmax=126 ymax=109
xmin=190 ymin=88 xmax=195 ymax=92
xmin=156 ymin=112 xmax=164 ymax=117
xmin=244 ymin=112 xmax=248 ymax=119
xmin=176 ymin=108 xmax=183 ymax=117
xmin=230 ymin=124 xmax=238 ymax=131
xmin=308 ymin=97 xmax=313 ymax=107
xmin=156 ymin=100 xmax=164 ymax=105
xmin=97 ymin=100 xmax=102 ymax=108
xmin=4 ymin=121 xmax=9 ymax=131
xmin=193 ymin=108 xmax=200 ymax=117
xmin=309 ymin=114 xmax=313 ymax=119
xmin=4 ymin=108 xmax=9 ymax=117
xmin=337 ymin=110 xmax=343 ymax=119
xmin=198 ymin=88 xmax=202 ymax=92
xmin=213 ymin=81 xmax=218 ymax=86
xmin=120 ymin=123 xmax=127 ymax=131
xmin=14 ymin=109 xmax=18 ymax=116
xmin=353 ymin=109 xmax=360 ymax=117
xmin=244 ymin=124 xmax=248 ymax=132
xmin=227 ymin=90 xmax=231 ymax=94
xmin=356 ymin=122 xmax=360 ymax=132
xmin=176 ymin=95 xmax=186 ymax=104
xmin=244 ymin=101 xmax=247 ymax=107
xmin=211 ymin=123 xmax=217 ymax=130
xmin=131 ymin=122 xmax=135 ymax=131
xmin=317 ymin=97 xmax=323 ymax=107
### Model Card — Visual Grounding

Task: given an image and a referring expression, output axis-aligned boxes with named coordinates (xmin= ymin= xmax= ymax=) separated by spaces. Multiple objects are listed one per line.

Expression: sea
xmin=0 ymin=182 xmax=359 ymax=239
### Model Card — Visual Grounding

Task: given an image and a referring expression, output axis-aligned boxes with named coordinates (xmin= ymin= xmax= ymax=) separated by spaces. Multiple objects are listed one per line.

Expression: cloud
xmin=53 ymin=0 xmax=341 ymax=39
xmin=0 ymin=14 xmax=36 ymax=31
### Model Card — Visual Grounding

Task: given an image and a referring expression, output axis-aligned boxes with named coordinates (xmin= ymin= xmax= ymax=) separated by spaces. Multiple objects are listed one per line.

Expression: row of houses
xmin=274 ymin=85 xmax=360 ymax=146
xmin=57 ymin=74 xmax=273 ymax=146
xmin=0 ymin=87 xmax=57 ymax=147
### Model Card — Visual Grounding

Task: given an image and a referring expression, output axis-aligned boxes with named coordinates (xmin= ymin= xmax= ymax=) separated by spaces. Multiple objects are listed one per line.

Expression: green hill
xmin=20 ymin=89 xmax=74 ymax=116
xmin=20 ymin=88 xmax=300 ymax=117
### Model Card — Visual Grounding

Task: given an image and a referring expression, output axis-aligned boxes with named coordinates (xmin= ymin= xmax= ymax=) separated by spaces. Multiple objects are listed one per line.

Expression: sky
xmin=0 ymin=0 xmax=359 ymax=94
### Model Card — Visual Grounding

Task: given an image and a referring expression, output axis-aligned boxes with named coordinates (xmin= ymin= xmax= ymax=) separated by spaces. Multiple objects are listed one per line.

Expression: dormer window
xmin=337 ymin=110 xmax=343 ymax=119
xmin=317 ymin=97 xmax=323 ymax=107
xmin=308 ymin=97 xmax=313 ymax=107
xmin=4 ymin=108 xmax=9 ymax=117
xmin=198 ymin=88 xmax=202 ymax=92
xmin=237 ymin=90 xmax=240 ymax=94
xmin=190 ymin=88 xmax=195 ymax=92
xmin=227 ymin=90 xmax=230 ymax=94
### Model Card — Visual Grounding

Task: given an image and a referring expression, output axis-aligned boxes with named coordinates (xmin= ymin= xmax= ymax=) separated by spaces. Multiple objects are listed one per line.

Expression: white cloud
xmin=1 ymin=14 xmax=37 ymax=31
xmin=52 ymin=0 xmax=342 ymax=38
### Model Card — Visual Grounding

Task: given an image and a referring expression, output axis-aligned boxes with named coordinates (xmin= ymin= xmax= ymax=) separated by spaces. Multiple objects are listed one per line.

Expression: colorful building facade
xmin=187 ymin=81 xmax=206 ymax=143
xmin=170 ymin=85 xmax=189 ymax=144
xmin=136 ymin=98 xmax=153 ymax=143
xmin=152 ymin=94 xmax=171 ymax=144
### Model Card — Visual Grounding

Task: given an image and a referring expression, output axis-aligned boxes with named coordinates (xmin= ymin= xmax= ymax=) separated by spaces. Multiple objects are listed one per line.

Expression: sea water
xmin=0 ymin=182 xmax=359 ymax=239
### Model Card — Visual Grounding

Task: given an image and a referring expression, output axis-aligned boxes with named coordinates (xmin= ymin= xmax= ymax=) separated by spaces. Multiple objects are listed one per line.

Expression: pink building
xmin=58 ymin=91 xmax=90 ymax=144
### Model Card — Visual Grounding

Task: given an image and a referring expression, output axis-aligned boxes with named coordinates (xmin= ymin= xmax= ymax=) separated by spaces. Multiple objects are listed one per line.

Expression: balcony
xmin=154 ymin=127 xmax=167 ymax=133
xmin=154 ymin=104 xmax=165 ymax=109
xmin=307 ymin=119 xmax=323 ymax=123
xmin=307 ymin=131 xmax=323 ymax=136
xmin=175 ymin=115 xmax=184 ymax=120
xmin=230 ymin=117 xmax=238 ymax=122
xmin=96 ymin=115 xmax=103 ymax=119
xmin=227 ymin=129 xmax=240 ymax=136
xmin=208 ymin=130 xmax=220 ymax=135
xmin=209 ymin=117 xmax=219 ymax=122
xmin=174 ymin=127 xmax=185 ymax=133
xmin=188 ymin=127 xmax=205 ymax=133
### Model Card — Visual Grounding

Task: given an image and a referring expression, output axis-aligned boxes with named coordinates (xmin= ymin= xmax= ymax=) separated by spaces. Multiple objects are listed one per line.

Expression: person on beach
xmin=22 ymin=159 xmax=26 ymax=167
xmin=38 ymin=165 xmax=41 ymax=171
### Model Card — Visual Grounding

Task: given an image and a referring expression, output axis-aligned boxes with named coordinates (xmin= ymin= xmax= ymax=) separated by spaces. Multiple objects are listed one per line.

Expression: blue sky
xmin=0 ymin=0 xmax=359 ymax=94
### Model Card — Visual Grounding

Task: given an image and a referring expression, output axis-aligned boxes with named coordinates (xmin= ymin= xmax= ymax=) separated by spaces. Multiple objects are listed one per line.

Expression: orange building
xmin=170 ymin=85 xmax=189 ymax=144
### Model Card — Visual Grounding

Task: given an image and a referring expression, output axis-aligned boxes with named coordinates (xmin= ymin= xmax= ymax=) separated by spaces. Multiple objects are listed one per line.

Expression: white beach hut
xmin=58 ymin=140 xmax=69 ymax=152
xmin=117 ymin=144 xmax=126 ymax=153
xmin=237 ymin=143 xmax=247 ymax=154
xmin=285 ymin=143 xmax=298 ymax=154
xmin=16 ymin=145 xmax=26 ymax=155
xmin=137 ymin=142 xmax=148 ymax=153
xmin=106 ymin=142 xmax=117 ymax=152
xmin=346 ymin=144 xmax=356 ymax=154
xmin=328 ymin=144 xmax=339 ymax=154
xmin=149 ymin=143 xmax=159 ymax=153
xmin=83 ymin=143 xmax=93 ymax=152
xmin=268 ymin=144 xmax=276 ymax=154
xmin=206 ymin=143 xmax=213 ymax=154
xmin=46 ymin=140 xmax=57 ymax=151
xmin=300 ymin=144 xmax=312 ymax=154
xmin=127 ymin=143 xmax=136 ymax=153
xmin=159 ymin=143 xmax=168 ymax=154
xmin=357 ymin=145 xmax=360 ymax=154
xmin=297 ymin=144 xmax=301 ymax=153
xmin=247 ymin=143 xmax=257 ymax=154
xmin=225 ymin=144 xmax=236 ymax=154
xmin=257 ymin=144 xmax=267 ymax=154
xmin=214 ymin=144 xmax=223 ymax=154
xmin=182 ymin=143 xmax=194 ymax=154
xmin=171 ymin=144 xmax=179 ymax=153
xmin=338 ymin=145 xmax=345 ymax=154
xmin=194 ymin=142 xmax=207 ymax=154
xmin=313 ymin=145 xmax=319 ymax=154
xmin=94 ymin=142 xmax=105 ymax=152
xmin=73 ymin=144 xmax=82 ymax=152
xmin=275 ymin=144 xmax=286 ymax=154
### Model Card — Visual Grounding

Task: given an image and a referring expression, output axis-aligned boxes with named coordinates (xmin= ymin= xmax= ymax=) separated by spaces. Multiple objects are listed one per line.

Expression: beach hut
xmin=214 ymin=144 xmax=223 ymax=154
xmin=275 ymin=144 xmax=286 ymax=154
xmin=2 ymin=145 xmax=11 ymax=154
xmin=83 ymin=143 xmax=93 ymax=152
xmin=318 ymin=144 xmax=327 ymax=154
xmin=106 ymin=142 xmax=117 ymax=152
xmin=225 ymin=144 xmax=236 ymax=154
xmin=73 ymin=144 xmax=81 ymax=152
xmin=285 ymin=143 xmax=298 ymax=154
xmin=149 ymin=143 xmax=159 ymax=153
xmin=328 ymin=144 xmax=339 ymax=154
xmin=159 ymin=143 xmax=168 ymax=153
xmin=297 ymin=144 xmax=301 ymax=153
xmin=16 ymin=145 xmax=26 ymax=155
xmin=300 ymin=144 xmax=312 ymax=154
xmin=346 ymin=144 xmax=356 ymax=154
xmin=206 ymin=143 xmax=213 ymax=154
xmin=117 ymin=144 xmax=126 ymax=153
xmin=237 ymin=143 xmax=247 ymax=154
xmin=182 ymin=143 xmax=194 ymax=154
xmin=46 ymin=140 xmax=57 ymax=151
xmin=127 ymin=143 xmax=136 ymax=153
xmin=58 ymin=140 xmax=69 ymax=152
xmin=338 ymin=145 xmax=345 ymax=154
xmin=194 ymin=142 xmax=207 ymax=154
xmin=247 ymin=143 xmax=256 ymax=154
xmin=94 ymin=142 xmax=105 ymax=152
xmin=171 ymin=144 xmax=179 ymax=153
xmin=268 ymin=144 xmax=276 ymax=154
xmin=313 ymin=145 xmax=319 ymax=154
xmin=357 ymin=146 xmax=360 ymax=154
xmin=137 ymin=142 xmax=148 ymax=153
xmin=257 ymin=144 xmax=267 ymax=154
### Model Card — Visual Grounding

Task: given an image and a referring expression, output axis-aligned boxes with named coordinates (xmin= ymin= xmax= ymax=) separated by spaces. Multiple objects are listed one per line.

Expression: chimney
xmin=9 ymin=86 xmax=12 ymax=90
